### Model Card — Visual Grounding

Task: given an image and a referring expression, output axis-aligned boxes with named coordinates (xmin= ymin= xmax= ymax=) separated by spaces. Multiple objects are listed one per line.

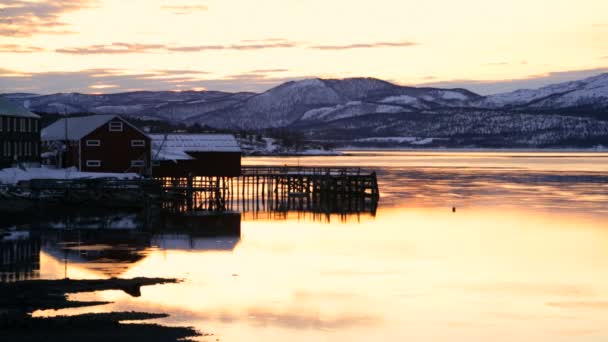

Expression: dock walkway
xmin=160 ymin=166 xmax=380 ymax=215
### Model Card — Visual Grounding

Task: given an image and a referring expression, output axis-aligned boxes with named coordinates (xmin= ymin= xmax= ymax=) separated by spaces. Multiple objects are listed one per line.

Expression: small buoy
xmin=452 ymin=207 xmax=456 ymax=213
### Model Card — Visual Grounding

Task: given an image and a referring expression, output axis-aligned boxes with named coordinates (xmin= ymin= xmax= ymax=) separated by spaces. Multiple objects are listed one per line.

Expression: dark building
xmin=41 ymin=115 xmax=151 ymax=173
xmin=0 ymin=96 xmax=41 ymax=168
xmin=150 ymin=134 xmax=241 ymax=177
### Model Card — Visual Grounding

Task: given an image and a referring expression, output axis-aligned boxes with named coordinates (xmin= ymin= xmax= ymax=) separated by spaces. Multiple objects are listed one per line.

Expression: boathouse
xmin=0 ymin=96 xmax=41 ymax=168
xmin=150 ymin=134 xmax=241 ymax=177
xmin=41 ymin=115 xmax=151 ymax=173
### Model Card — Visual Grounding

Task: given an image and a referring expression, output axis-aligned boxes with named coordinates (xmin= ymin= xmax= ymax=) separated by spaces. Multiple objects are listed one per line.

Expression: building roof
xmin=41 ymin=115 xmax=146 ymax=141
xmin=0 ymin=96 xmax=40 ymax=119
xmin=150 ymin=134 xmax=241 ymax=161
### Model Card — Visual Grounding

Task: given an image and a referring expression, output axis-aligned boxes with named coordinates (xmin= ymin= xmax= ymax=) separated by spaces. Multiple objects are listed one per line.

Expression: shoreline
xmin=0 ymin=277 xmax=201 ymax=342
xmin=242 ymin=147 xmax=608 ymax=157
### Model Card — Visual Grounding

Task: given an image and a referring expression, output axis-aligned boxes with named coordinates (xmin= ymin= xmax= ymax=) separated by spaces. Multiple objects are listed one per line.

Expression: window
xmin=86 ymin=160 xmax=101 ymax=167
xmin=0 ymin=117 xmax=3 ymax=132
xmin=34 ymin=120 xmax=38 ymax=133
xmin=131 ymin=139 xmax=145 ymax=147
xmin=86 ymin=139 xmax=101 ymax=147
xmin=131 ymin=160 xmax=145 ymax=167
xmin=20 ymin=118 xmax=25 ymax=132
xmin=27 ymin=119 xmax=31 ymax=132
xmin=109 ymin=121 xmax=123 ymax=132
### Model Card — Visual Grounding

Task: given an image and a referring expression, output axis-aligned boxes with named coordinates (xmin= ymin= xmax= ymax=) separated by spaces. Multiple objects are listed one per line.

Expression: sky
xmin=0 ymin=0 xmax=607 ymax=95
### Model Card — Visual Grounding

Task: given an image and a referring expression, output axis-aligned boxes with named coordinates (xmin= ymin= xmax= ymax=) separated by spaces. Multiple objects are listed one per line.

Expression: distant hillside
xmin=4 ymin=73 xmax=608 ymax=148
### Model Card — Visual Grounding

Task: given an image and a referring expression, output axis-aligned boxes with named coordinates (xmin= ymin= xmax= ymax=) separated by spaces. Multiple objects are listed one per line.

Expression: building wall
xmin=79 ymin=118 xmax=151 ymax=173
xmin=152 ymin=152 xmax=242 ymax=177
xmin=0 ymin=116 xmax=41 ymax=168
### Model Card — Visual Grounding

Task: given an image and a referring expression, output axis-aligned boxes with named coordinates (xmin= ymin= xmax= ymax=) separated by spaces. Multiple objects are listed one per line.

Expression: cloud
xmin=310 ymin=41 xmax=418 ymax=50
xmin=0 ymin=44 xmax=45 ymax=53
xmin=56 ymin=40 xmax=299 ymax=54
xmin=248 ymin=69 xmax=289 ymax=73
xmin=0 ymin=0 xmax=98 ymax=37
xmin=546 ymin=301 xmax=608 ymax=309
xmin=418 ymin=67 xmax=608 ymax=95
xmin=161 ymin=4 xmax=208 ymax=15
xmin=54 ymin=39 xmax=419 ymax=55
xmin=56 ymin=43 xmax=168 ymax=54
xmin=459 ymin=282 xmax=595 ymax=297
xmin=0 ymin=67 xmax=306 ymax=94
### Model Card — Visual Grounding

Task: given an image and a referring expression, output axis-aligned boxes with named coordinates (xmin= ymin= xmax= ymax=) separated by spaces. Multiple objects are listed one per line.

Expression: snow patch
xmin=380 ymin=95 xmax=419 ymax=105
xmin=439 ymin=91 xmax=468 ymax=101
xmin=0 ymin=166 xmax=140 ymax=185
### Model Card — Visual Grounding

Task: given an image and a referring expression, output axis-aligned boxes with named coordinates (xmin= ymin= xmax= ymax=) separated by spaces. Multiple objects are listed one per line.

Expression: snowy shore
xmin=0 ymin=166 xmax=140 ymax=185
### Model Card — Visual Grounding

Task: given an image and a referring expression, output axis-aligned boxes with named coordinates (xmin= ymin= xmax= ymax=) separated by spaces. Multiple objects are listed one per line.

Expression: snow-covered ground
xmin=355 ymin=137 xmax=447 ymax=145
xmin=0 ymin=166 xmax=140 ymax=185
xmin=238 ymin=136 xmax=342 ymax=156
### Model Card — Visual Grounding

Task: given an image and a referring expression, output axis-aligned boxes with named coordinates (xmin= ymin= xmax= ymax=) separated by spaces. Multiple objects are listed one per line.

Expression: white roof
xmin=150 ymin=134 xmax=241 ymax=161
xmin=0 ymin=96 xmax=40 ymax=118
xmin=42 ymin=115 xmax=119 ymax=141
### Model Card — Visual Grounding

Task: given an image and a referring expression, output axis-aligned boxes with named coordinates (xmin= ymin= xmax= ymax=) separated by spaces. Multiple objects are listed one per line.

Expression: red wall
xmin=79 ymin=118 xmax=151 ymax=173
xmin=152 ymin=152 xmax=241 ymax=177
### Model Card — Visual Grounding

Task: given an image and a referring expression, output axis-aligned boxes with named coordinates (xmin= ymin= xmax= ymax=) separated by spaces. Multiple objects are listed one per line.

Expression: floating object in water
xmin=452 ymin=207 xmax=456 ymax=213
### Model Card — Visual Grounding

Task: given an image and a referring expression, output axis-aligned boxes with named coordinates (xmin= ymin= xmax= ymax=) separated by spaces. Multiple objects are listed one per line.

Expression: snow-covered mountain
xmin=3 ymin=73 xmax=608 ymax=147
xmin=2 ymin=77 xmax=480 ymax=128
xmin=3 ymin=90 xmax=255 ymax=122
xmin=189 ymin=78 xmax=480 ymax=128
xmin=473 ymin=73 xmax=608 ymax=110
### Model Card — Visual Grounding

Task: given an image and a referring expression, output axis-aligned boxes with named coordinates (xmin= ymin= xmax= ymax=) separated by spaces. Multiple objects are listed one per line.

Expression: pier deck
xmin=160 ymin=166 xmax=380 ymax=215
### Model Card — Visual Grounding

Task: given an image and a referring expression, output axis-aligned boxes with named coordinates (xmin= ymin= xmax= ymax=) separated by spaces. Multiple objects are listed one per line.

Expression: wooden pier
xmin=0 ymin=166 xmax=380 ymax=218
xmin=159 ymin=166 xmax=380 ymax=217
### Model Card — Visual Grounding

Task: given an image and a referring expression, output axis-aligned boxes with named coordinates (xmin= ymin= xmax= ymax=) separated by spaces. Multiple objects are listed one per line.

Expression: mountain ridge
xmin=3 ymin=73 xmax=608 ymax=148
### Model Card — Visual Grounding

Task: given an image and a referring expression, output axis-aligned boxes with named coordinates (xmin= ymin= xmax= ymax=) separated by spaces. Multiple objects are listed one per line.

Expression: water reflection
xmin=0 ymin=231 xmax=40 ymax=282
xmin=377 ymin=167 xmax=608 ymax=214
xmin=6 ymin=152 xmax=608 ymax=342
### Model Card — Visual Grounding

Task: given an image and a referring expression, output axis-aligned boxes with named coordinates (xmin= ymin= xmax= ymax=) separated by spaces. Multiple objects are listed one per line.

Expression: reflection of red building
xmin=150 ymin=134 xmax=241 ymax=177
xmin=41 ymin=115 xmax=151 ymax=173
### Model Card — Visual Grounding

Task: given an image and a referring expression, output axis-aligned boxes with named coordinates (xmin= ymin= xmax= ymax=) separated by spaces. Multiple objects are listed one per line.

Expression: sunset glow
xmin=1 ymin=0 xmax=607 ymax=93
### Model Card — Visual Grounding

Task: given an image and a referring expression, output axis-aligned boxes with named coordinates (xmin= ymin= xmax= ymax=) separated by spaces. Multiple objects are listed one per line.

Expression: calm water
xmin=24 ymin=152 xmax=608 ymax=341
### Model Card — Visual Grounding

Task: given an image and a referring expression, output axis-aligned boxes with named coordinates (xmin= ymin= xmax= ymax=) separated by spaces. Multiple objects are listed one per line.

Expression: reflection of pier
xmin=0 ymin=233 xmax=40 ymax=282
xmin=161 ymin=166 xmax=379 ymax=218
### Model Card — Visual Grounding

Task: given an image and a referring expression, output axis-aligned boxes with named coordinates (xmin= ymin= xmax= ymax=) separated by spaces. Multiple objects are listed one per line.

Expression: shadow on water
xmin=0 ymin=209 xmax=243 ymax=282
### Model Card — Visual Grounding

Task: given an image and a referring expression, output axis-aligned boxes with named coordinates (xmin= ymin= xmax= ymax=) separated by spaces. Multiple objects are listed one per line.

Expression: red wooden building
xmin=41 ymin=115 xmax=151 ymax=173
xmin=150 ymin=134 xmax=241 ymax=177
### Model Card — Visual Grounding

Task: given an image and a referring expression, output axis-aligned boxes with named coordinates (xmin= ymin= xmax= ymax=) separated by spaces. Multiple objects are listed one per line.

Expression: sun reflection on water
xmin=26 ymin=152 xmax=608 ymax=341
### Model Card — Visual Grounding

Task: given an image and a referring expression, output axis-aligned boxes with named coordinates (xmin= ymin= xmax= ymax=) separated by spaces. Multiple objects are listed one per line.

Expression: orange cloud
xmin=161 ymin=4 xmax=208 ymax=15
xmin=0 ymin=44 xmax=45 ymax=53
xmin=310 ymin=41 xmax=418 ymax=50
xmin=0 ymin=0 xmax=99 ymax=37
